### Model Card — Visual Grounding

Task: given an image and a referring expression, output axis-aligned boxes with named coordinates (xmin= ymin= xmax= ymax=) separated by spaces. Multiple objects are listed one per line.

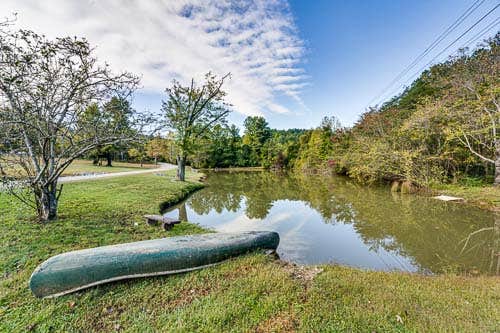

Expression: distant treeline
xmin=99 ymin=34 xmax=499 ymax=186
xmin=125 ymin=116 xmax=307 ymax=170
xmin=186 ymin=35 xmax=498 ymax=186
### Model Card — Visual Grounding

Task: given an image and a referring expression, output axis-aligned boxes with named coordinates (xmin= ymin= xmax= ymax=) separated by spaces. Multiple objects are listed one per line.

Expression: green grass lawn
xmin=2 ymin=158 xmax=158 ymax=178
xmin=62 ymin=159 xmax=158 ymax=176
xmin=1 ymin=172 xmax=499 ymax=332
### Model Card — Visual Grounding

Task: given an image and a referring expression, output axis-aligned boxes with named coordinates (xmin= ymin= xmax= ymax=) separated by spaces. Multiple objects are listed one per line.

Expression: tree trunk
xmin=35 ymin=182 xmax=59 ymax=222
xmin=178 ymin=203 xmax=188 ymax=222
xmin=154 ymin=156 xmax=158 ymax=165
xmin=177 ymin=155 xmax=186 ymax=181
xmin=495 ymin=140 xmax=500 ymax=186
xmin=106 ymin=152 xmax=112 ymax=167
xmin=491 ymin=213 xmax=499 ymax=275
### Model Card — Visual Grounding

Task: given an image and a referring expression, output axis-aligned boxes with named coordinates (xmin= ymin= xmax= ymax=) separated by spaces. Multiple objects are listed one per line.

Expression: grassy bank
xmin=1 ymin=171 xmax=499 ymax=332
xmin=296 ymin=166 xmax=499 ymax=212
xmin=201 ymin=166 xmax=264 ymax=172
xmin=431 ymin=182 xmax=500 ymax=212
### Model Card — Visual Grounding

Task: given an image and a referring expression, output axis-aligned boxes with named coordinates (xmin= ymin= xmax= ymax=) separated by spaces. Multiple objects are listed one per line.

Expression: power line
xmin=462 ymin=16 xmax=500 ymax=47
xmin=414 ymin=3 xmax=499 ymax=72
xmin=378 ymin=2 xmax=500 ymax=106
xmin=365 ymin=0 xmax=487 ymax=108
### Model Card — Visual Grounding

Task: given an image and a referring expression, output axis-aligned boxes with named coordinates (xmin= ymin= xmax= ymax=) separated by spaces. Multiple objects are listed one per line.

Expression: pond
xmin=163 ymin=171 xmax=499 ymax=275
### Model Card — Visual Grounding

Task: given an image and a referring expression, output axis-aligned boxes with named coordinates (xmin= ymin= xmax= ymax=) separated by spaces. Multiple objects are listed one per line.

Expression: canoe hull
xmin=29 ymin=231 xmax=279 ymax=298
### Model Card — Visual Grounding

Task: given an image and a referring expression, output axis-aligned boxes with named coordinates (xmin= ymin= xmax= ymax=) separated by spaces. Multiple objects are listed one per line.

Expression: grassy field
xmin=61 ymin=159 xmax=158 ymax=176
xmin=1 ymin=171 xmax=499 ymax=332
xmin=1 ymin=158 xmax=158 ymax=178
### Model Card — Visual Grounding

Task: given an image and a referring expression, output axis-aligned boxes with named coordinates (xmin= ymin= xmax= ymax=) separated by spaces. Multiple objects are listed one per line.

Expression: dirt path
xmin=58 ymin=163 xmax=176 ymax=183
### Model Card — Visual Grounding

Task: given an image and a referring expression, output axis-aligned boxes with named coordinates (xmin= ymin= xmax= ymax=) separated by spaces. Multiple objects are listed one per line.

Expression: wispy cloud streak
xmin=0 ymin=0 xmax=308 ymax=116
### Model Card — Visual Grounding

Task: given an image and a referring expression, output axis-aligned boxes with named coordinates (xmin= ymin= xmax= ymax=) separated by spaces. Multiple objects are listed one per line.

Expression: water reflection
xmin=164 ymin=171 xmax=498 ymax=275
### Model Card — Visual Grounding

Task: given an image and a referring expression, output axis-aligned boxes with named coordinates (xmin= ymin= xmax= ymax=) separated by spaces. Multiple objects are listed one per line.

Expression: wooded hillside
xmin=294 ymin=34 xmax=499 ymax=186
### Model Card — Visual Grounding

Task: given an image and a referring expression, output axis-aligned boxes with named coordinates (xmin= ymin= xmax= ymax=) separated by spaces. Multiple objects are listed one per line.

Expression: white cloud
xmin=267 ymin=103 xmax=291 ymax=114
xmin=0 ymin=0 xmax=308 ymax=116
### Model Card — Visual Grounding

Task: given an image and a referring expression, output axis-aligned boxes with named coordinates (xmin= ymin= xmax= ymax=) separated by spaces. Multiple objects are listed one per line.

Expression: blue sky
xmin=281 ymin=0 xmax=499 ymax=129
xmin=134 ymin=0 xmax=500 ymax=130
xmin=2 ymin=0 xmax=499 ymax=130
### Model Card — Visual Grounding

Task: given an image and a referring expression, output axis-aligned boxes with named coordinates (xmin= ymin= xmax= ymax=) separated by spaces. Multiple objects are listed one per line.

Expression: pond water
xmin=163 ymin=171 xmax=499 ymax=275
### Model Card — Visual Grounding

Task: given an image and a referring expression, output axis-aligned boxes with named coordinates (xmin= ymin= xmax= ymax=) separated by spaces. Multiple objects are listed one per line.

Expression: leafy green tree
xmin=294 ymin=118 xmax=339 ymax=172
xmin=84 ymin=97 xmax=136 ymax=167
xmin=146 ymin=136 xmax=168 ymax=165
xmin=242 ymin=116 xmax=271 ymax=166
xmin=261 ymin=128 xmax=305 ymax=170
xmin=128 ymin=147 xmax=147 ymax=167
xmin=191 ymin=124 xmax=243 ymax=168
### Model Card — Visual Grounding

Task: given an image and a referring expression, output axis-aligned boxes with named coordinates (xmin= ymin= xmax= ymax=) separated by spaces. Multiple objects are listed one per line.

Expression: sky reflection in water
xmin=164 ymin=171 xmax=498 ymax=275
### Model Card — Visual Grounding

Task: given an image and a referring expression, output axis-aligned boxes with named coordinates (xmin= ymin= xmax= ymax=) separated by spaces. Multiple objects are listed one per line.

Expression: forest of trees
xmin=294 ymin=35 xmax=499 ymax=187
xmin=123 ymin=116 xmax=305 ymax=171
xmin=130 ymin=35 xmax=498 ymax=187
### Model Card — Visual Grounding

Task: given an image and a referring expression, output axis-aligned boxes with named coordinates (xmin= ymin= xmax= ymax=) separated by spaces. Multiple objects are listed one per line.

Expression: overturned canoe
xmin=30 ymin=231 xmax=279 ymax=298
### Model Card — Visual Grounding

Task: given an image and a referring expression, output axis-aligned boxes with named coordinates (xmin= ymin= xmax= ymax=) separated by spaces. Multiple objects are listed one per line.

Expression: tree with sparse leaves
xmin=0 ymin=26 xmax=143 ymax=221
xmin=162 ymin=72 xmax=231 ymax=181
xmin=441 ymin=36 xmax=500 ymax=185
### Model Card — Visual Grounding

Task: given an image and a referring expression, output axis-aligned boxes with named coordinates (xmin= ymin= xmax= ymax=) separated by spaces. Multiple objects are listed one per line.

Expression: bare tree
xmin=162 ymin=72 xmax=231 ymax=181
xmin=0 ymin=27 xmax=143 ymax=221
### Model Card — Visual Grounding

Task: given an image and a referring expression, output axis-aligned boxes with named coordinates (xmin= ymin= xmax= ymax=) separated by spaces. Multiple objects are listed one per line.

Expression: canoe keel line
xmin=29 ymin=231 xmax=280 ymax=298
xmin=38 ymin=262 xmax=221 ymax=299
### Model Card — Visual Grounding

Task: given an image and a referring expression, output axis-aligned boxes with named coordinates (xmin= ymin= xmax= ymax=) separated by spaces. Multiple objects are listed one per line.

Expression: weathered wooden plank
xmin=144 ymin=214 xmax=181 ymax=230
xmin=162 ymin=221 xmax=180 ymax=231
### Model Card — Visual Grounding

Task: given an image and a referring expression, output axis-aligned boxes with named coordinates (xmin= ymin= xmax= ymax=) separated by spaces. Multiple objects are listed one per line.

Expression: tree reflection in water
xmin=164 ymin=171 xmax=498 ymax=275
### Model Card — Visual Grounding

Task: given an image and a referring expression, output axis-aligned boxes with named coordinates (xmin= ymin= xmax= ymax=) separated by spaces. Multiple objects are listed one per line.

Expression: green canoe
xmin=30 ymin=231 xmax=279 ymax=298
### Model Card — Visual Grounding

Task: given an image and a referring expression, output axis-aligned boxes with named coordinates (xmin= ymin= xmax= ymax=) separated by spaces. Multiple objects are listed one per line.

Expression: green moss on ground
xmin=1 ymin=171 xmax=498 ymax=332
